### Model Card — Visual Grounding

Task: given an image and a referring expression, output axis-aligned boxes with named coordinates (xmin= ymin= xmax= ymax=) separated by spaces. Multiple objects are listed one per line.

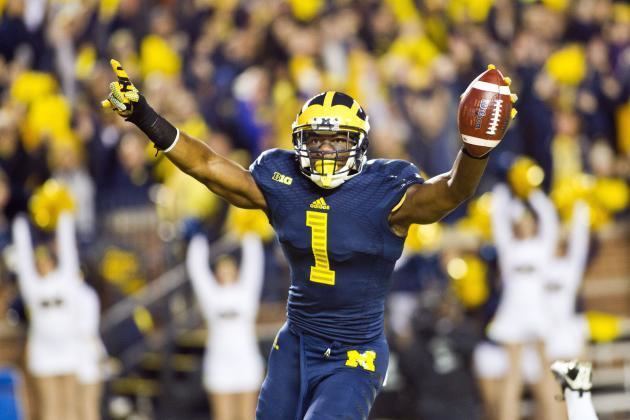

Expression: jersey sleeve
xmin=369 ymin=160 xmax=424 ymax=258
xmin=250 ymin=149 xmax=278 ymax=218
xmin=249 ymin=149 xmax=294 ymax=220
xmin=378 ymin=160 xmax=425 ymax=215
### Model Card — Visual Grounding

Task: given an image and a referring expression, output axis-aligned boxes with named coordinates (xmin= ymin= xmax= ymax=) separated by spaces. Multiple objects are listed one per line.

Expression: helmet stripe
xmin=349 ymin=101 xmax=360 ymax=115
xmin=323 ymin=91 xmax=335 ymax=107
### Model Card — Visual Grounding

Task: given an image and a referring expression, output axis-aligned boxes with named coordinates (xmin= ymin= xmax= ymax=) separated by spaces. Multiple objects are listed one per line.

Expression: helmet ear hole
xmin=360 ymin=137 xmax=369 ymax=153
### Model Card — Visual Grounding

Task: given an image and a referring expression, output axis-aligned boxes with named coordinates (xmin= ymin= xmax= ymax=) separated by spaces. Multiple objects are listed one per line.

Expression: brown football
xmin=458 ymin=67 xmax=513 ymax=157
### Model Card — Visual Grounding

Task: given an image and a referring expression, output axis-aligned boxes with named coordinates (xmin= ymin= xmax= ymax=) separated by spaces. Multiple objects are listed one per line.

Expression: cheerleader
xmin=488 ymin=184 xmax=560 ymax=420
xmin=75 ymin=281 xmax=107 ymax=420
xmin=186 ymin=233 xmax=265 ymax=420
xmin=12 ymin=212 xmax=81 ymax=420
xmin=544 ymin=201 xmax=590 ymax=361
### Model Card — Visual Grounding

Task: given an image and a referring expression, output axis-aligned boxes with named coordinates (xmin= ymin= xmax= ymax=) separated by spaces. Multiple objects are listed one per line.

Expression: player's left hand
xmin=101 ymin=59 xmax=140 ymax=117
xmin=458 ymin=64 xmax=519 ymax=158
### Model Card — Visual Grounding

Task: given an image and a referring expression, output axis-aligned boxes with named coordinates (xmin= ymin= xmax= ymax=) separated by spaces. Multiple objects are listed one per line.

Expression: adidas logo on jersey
xmin=310 ymin=197 xmax=330 ymax=210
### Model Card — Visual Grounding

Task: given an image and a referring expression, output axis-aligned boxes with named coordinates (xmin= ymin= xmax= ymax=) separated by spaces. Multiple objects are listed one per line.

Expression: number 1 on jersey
xmin=306 ymin=211 xmax=335 ymax=286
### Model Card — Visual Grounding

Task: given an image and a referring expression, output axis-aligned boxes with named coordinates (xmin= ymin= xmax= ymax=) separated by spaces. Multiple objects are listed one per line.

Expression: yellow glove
xmin=101 ymin=58 xmax=178 ymax=151
xmin=499 ymin=70 xmax=518 ymax=120
xmin=102 ymin=59 xmax=140 ymax=117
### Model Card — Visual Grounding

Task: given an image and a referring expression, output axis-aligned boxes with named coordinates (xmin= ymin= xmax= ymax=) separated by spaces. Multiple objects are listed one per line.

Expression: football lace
xmin=486 ymin=99 xmax=503 ymax=136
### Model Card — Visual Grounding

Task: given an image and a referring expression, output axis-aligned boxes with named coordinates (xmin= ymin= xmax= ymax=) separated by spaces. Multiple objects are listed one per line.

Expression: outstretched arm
xmin=164 ymin=132 xmax=266 ymax=209
xmin=528 ymin=189 xmax=559 ymax=256
xmin=490 ymin=183 xmax=516 ymax=249
xmin=56 ymin=212 xmax=81 ymax=280
xmin=389 ymin=66 xmax=516 ymax=233
xmin=102 ymin=59 xmax=266 ymax=210
xmin=238 ymin=234 xmax=265 ymax=300
xmin=12 ymin=216 xmax=38 ymax=297
xmin=389 ymin=150 xmax=488 ymax=233
xmin=186 ymin=235 xmax=217 ymax=316
xmin=567 ymin=201 xmax=590 ymax=275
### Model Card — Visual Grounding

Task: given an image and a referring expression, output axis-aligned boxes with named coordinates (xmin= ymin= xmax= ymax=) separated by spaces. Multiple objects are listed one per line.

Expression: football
xmin=458 ymin=66 xmax=513 ymax=157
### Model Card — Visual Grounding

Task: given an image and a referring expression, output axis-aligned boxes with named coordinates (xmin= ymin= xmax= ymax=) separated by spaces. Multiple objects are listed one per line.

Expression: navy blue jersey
xmin=250 ymin=149 xmax=423 ymax=344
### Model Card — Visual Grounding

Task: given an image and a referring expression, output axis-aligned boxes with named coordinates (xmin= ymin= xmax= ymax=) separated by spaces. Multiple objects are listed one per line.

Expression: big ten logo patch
xmin=345 ymin=350 xmax=376 ymax=372
xmin=272 ymin=172 xmax=293 ymax=185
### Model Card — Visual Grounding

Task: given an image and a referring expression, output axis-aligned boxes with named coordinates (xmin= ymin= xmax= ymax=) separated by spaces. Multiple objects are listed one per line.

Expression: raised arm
xmin=389 ymin=150 xmax=489 ymax=233
xmin=528 ymin=189 xmax=559 ymax=255
xmin=12 ymin=216 xmax=38 ymax=296
xmin=237 ymin=234 xmax=265 ymax=299
xmin=102 ymin=59 xmax=266 ymax=210
xmin=567 ymin=201 xmax=590 ymax=274
xmin=56 ymin=212 xmax=81 ymax=280
xmin=186 ymin=235 xmax=217 ymax=316
xmin=490 ymin=183 xmax=515 ymax=249
xmin=389 ymin=66 xmax=517 ymax=233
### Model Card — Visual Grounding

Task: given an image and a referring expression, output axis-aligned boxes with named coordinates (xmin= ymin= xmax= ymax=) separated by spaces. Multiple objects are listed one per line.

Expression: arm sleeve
xmin=238 ymin=234 xmax=265 ymax=300
xmin=567 ymin=201 xmax=590 ymax=276
xmin=491 ymin=183 xmax=514 ymax=249
xmin=186 ymin=235 xmax=216 ymax=317
xmin=12 ymin=216 xmax=38 ymax=297
xmin=248 ymin=150 xmax=276 ymax=215
xmin=528 ymin=190 xmax=559 ymax=256
xmin=56 ymin=212 xmax=81 ymax=281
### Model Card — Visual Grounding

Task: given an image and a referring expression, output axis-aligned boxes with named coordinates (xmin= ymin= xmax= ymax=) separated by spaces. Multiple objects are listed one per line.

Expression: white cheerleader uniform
xmin=544 ymin=202 xmax=590 ymax=360
xmin=75 ymin=283 xmax=107 ymax=384
xmin=13 ymin=213 xmax=81 ymax=377
xmin=487 ymin=186 xmax=558 ymax=344
xmin=186 ymin=234 xmax=265 ymax=393
xmin=473 ymin=341 xmax=541 ymax=385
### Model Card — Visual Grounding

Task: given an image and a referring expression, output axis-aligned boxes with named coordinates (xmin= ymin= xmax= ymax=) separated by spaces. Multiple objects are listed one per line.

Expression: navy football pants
xmin=256 ymin=323 xmax=389 ymax=420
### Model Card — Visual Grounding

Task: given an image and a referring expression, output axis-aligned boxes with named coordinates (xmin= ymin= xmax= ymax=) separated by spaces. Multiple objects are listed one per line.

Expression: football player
xmin=103 ymin=59 xmax=514 ymax=419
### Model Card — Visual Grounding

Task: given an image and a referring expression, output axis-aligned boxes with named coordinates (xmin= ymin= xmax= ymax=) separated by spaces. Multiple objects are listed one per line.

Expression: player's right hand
xmin=101 ymin=59 xmax=140 ymax=117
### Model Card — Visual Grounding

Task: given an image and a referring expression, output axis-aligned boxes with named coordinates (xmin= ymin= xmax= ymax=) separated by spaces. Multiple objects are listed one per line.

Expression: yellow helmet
xmin=292 ymin=91 xmax=370 ymax=188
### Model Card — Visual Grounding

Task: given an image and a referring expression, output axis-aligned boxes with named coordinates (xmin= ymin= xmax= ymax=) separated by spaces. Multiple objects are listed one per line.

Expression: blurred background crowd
xmin=0 ymin=0 xmax=629 ymax=419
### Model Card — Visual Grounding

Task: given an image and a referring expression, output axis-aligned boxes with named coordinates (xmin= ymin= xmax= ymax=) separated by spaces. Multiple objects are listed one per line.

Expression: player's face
xmin=304 ymin=131 xmax=357 ymax=172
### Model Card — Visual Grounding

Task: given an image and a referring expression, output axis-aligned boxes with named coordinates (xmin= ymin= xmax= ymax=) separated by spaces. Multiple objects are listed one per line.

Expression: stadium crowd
xmin=0 ymin=0 xmax=629 ymax=419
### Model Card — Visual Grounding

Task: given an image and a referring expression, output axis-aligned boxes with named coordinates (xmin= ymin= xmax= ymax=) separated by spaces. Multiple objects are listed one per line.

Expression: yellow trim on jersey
xmin=272 ymin=330 xmax=280 ymax=350
xmin=390 ymin=193 xmax=407 ymax=213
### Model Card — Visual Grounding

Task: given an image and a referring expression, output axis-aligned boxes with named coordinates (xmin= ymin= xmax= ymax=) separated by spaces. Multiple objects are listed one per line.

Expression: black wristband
xmin=126 ymin=95 xmax=178 ymax=150
xmin=461 ymin=147 xmax=490 ymax=160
